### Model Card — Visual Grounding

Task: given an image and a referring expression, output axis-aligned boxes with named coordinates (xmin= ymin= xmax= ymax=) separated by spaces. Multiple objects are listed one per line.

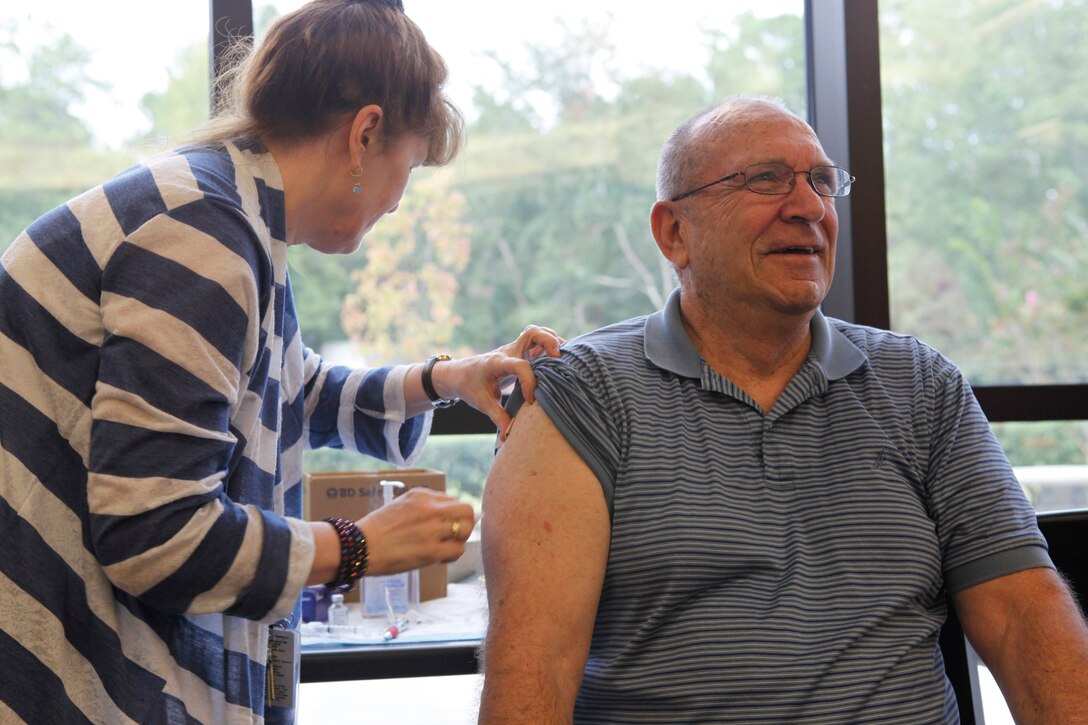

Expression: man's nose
xmin=779 ymin=172 xmax=827 ymax=222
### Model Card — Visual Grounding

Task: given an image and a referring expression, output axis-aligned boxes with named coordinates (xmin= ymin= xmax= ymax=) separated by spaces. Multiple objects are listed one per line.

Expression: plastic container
xmin=363 ymin=481 xmax=421 ymax=622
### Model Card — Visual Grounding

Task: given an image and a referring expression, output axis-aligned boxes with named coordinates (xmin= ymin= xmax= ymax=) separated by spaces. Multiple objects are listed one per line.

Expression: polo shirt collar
xmin=810 ymin=304 xmax=868 ymax=380
xmin=644 ymin=287 xmax=866 ymax=382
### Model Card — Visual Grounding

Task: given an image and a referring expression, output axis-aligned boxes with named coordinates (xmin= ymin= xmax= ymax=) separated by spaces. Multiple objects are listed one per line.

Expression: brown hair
xmin=192 ymin=0 xmax=463 ymax=165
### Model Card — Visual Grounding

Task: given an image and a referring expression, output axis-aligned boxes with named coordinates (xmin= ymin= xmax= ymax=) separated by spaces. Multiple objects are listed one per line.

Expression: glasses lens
xmin=740 ymin=164 xmax=853 ymax=197
xmin=743 ymin=163 xmax=794 ymax=194
xmin=811 ymin=166 xmax=851 ymax=197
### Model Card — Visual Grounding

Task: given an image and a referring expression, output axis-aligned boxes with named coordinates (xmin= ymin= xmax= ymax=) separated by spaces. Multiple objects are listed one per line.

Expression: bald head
xmin=655 ymin=96 xmax=814 ymax=202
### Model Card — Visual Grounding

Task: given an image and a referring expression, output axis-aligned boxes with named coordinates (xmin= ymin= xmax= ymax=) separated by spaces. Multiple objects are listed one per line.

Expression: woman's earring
xmin=349 ymin=165 xmax=363 ymax=194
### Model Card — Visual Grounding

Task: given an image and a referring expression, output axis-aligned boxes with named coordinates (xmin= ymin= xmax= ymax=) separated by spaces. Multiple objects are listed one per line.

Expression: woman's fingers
xmin=472 ymin=387 xmax=513 ymax=439
xmin=440 ymin=511 xmax=475 ymax=542
xmin=358 ymin=488 xmax=476 ymax=575
xmin=506 ymin=325 xmax=564 ymax=360
xmin=495 ymin=325 xmax=563 ymax=405
xmin=437 ymin=323 xmax=563 ymax=437
xmin=437 ymin=510 xmax=477 ymax=562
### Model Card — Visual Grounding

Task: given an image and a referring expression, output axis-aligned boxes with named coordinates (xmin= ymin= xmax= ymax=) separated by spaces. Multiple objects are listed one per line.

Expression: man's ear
xmin=650 ymin=201 xmax=690 ymax=271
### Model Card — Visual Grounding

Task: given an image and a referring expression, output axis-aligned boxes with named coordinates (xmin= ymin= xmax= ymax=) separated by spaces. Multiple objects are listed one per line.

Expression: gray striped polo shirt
xmin=531 ymin=287 xmax=1050 ymax=724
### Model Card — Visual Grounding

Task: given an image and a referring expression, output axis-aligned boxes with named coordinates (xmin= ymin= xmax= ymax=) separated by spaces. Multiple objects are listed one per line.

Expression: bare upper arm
xmin=957 ymin=561 xmax=1083 ymax=670
xmin=951 ymin=566 xmax=1088 ymax=721
xmin=481 ymin=400 xmax=611 ymax=695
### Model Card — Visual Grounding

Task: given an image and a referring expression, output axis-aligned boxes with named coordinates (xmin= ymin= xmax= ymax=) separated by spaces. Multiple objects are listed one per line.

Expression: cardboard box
xmin=305 ymin=468 xmax=448 ymax=604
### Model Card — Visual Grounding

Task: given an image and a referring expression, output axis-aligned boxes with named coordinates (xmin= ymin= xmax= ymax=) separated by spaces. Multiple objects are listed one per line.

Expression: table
xmin=301 ymin=639 xmax=481 ymax=682
xmin=300 ymin=580 xmax=486 ymax=683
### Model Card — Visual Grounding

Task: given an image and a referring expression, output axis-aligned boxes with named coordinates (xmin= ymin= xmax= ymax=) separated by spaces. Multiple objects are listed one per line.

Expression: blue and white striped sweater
xmin=0 ymin=141 xmax=429 ymax=723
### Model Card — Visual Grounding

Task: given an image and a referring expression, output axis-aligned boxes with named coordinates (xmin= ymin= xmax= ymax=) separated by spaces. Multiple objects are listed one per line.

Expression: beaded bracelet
xmin=322 ymin=516 xmax=369 ymax=592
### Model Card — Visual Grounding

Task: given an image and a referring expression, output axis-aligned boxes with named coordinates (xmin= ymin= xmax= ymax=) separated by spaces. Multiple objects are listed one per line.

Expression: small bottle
xmin=327 ymin=592 xmax=350 ymax=626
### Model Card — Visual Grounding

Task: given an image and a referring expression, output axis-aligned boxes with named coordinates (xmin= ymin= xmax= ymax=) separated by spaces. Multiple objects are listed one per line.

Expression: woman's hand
xmin=359 ymin=487 xmax=476 ymax=576
xmin=433 ymin=325 xmax=564 ymax=441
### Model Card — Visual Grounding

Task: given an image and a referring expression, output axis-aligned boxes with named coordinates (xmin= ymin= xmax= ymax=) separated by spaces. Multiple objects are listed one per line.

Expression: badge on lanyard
xmin=266 ymin=626 xmax=300 ymax=709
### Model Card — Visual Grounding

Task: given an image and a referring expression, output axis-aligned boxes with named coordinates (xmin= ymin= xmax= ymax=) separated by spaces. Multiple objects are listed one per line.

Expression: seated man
xmin=477 ymin=96 xmax=1088 ymax=723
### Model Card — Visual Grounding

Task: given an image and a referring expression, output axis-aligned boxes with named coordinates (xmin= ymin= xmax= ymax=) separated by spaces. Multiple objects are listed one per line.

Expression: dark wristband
xmin=422 ymin=354 xmax=458 ymax=408
xmin=322 ymin=517 xmax=368 ymax=592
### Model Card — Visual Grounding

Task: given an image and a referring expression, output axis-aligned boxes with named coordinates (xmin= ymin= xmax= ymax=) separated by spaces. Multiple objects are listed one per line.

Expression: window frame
xmin=209 ymin=0 xmax=1087 ymax=432
xmin=805 ymin=0 xmax=1087 ymax=424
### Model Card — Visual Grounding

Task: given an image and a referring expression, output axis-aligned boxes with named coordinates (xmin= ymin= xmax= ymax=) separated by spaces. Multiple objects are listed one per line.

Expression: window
xmin=274 ymin=0 xmax=806 ymax=367
xmin=0 ymin=2 xmax=209 ymax=252
xmin=261 ymin=1 xmax=807 ymax=486
xmin=874 ymin=2 xmax=1088 ymax=720
xmin=880 ymin=0 xmax=1087 ymax=388
xmin=875 ymin=0 xmax=1088 ymax=513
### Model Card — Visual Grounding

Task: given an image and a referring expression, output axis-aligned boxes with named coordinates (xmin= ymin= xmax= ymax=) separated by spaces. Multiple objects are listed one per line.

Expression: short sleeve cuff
xmin=945 ymin=544 xmax=1054 ymax=593
xmin=531 ymin=358 xmax=620 ymax=513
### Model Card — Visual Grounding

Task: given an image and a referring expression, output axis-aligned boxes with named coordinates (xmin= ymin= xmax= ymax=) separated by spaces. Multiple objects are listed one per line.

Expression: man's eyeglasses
xmin=670 ymin=163 xmax=855 ymax=202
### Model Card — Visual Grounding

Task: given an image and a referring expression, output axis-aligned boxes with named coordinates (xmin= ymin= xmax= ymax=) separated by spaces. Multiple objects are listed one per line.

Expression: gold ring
xmin=450 ymin=520 xmax=462 ymax=539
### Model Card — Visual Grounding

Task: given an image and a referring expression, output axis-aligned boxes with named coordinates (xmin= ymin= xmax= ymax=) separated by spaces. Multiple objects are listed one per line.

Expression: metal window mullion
xmin=805 ymin=0 xmax=890 ymax=330
xmin=209 ymin=0 xmax=254 ymax=111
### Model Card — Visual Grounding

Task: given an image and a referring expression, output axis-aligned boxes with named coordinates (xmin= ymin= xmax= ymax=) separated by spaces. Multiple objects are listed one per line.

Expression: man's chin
xmin=773 ymin=284 xmax=828 ymax=316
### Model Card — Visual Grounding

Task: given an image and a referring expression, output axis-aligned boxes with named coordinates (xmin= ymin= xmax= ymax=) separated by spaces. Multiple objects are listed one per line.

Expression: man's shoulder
xmin=530 ymin=313 xmax=652 ymax=395
xmin=827 ymin=317 xmax=952 ymax=367
xmin=552 ymin=314 xmax=650 ymax=369
xmin=569 ymin=314 xmax=648 ymax=349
